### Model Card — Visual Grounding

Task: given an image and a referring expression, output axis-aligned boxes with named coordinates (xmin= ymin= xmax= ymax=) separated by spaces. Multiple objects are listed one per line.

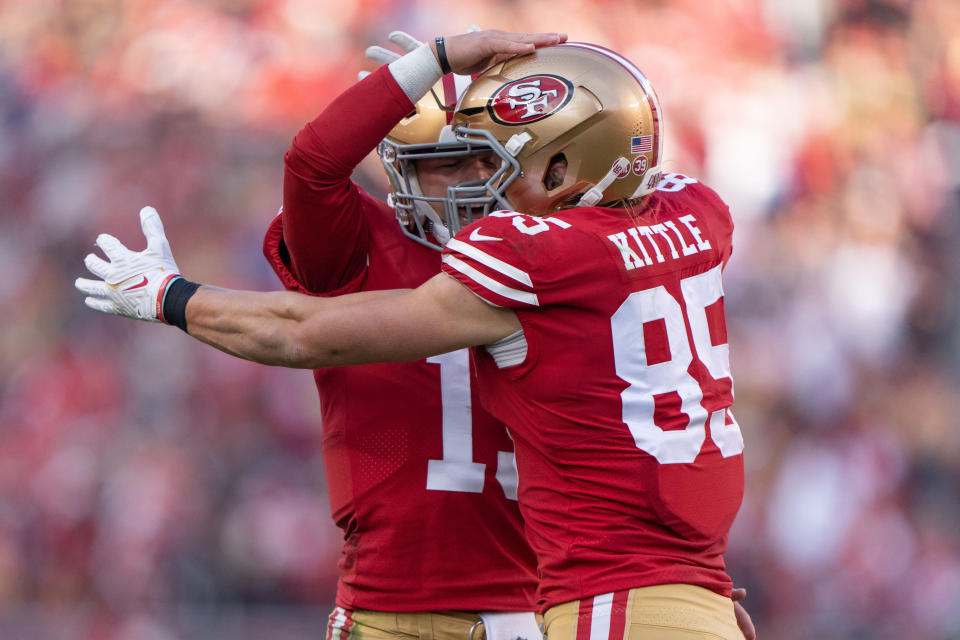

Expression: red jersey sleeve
xmin=441 ymin=210 xmax=597 ymax=313
xmin=441 ymin=212 xmax=554 ymax=309
xmin=274 ymin=65 xmax=414 ymax=294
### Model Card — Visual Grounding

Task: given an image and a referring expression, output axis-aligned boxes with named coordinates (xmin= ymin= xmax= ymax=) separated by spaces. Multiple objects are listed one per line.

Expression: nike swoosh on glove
xmin=75 ymin=206 xmax=182 ymax=323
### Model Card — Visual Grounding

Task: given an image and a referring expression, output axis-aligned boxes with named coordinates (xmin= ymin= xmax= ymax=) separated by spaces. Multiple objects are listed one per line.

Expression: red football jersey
xmin=441 ymin=174 xmax=745 ymax=609
xmin=263 ymin=65 xmax=537 ymax=611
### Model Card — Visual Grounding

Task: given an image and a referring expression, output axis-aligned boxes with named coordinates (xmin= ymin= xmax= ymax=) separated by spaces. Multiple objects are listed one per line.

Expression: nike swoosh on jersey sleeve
xmin=469 ymin=227 xmax=502 ymax=242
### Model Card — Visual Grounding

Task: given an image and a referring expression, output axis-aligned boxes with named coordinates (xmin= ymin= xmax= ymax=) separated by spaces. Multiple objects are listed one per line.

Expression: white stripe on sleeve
xmin=443 ymin=254 xmax=540 ymax=307
xmin=446 ymin=238 xmax=533 ymax=286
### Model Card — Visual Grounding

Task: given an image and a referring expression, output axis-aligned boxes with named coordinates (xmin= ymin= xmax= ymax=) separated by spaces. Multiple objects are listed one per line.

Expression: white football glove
xmin=358 ymin=30 xmax=424 ymax=81
xmin=75 ymin=206 xmax=181 ymax=323
xmin=357 ymin=27 xmax=482 ymax=80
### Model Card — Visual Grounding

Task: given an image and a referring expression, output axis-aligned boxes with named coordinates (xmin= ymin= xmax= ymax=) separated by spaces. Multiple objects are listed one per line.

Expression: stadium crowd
xmin=1 ymin=0 xmax=958 ymax=638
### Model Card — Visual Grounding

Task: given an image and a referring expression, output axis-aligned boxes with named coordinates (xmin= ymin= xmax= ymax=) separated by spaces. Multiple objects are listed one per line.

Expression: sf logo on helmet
xmin=488 ymin=74 xmax=574 ymax=125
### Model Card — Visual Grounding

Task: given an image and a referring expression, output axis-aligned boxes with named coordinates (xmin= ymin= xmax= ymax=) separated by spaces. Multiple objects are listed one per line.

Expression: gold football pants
xmin=326 ymin=608 xmax=492 ymax=640
xmin=543 ymin=584 xmax=742 ymax=640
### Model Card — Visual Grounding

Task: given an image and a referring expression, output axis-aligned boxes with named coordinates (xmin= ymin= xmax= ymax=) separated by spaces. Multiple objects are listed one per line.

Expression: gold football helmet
xmin=378 ymin=74 xmax=496 ymax=249
xmin=448 ymin=42 xmax=664 ymax=214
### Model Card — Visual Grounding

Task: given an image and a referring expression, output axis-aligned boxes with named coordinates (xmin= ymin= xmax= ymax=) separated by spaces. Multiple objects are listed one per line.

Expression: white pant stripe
xmin=589 ymin=592 xmax=614 ymax=640
xmin=329 ymin=606 xmax=349 ymax=640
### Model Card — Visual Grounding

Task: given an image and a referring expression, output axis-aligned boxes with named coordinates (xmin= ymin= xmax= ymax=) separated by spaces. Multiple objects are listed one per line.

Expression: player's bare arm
xmin=184 ymin=271 xmax=519 ymax=368
xmin=76 ymin=206 xmax=520 ymax=368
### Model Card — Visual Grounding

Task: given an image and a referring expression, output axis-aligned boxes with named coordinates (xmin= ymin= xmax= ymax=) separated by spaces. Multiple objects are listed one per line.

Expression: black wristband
xmin=435 ymin=36 xmax=452 ymax=75
xmin=162 ymin=276 xmax=201 ymax=332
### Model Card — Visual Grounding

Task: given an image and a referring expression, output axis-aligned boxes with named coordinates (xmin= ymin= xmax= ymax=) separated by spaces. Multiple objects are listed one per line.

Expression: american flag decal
xmin=630 ymin=135 xmax=652 ymax=153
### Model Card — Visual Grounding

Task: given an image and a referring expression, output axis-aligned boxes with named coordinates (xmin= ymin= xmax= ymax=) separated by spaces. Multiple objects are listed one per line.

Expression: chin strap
xmin=577 ymin=157 xmax=631 ymax=207
xmin=424 ymin=216 xmax=451 ymax=244
xmin=406 ymin=169 xmax=452 ymax=245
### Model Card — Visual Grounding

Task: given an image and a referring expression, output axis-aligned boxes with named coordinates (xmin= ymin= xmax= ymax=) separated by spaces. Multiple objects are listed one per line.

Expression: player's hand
xmin=731 ymin=587 xmax=757 ymax=640
xmin=75 ymin=206 xmax=182 ymax=323
xmin=362 ymin=25 xmax=483 ymax=72
xmin=432 ymin=29 xmax=567 ymax=75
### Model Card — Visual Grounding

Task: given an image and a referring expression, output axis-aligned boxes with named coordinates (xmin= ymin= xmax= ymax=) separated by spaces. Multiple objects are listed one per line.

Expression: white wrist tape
xmin=388 ymin=42 xmax=443 ymax=103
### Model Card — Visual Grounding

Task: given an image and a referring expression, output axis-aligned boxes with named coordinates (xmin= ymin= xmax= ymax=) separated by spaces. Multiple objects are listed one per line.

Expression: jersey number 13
xmin=424 ymin=351 xmax=519 ymax=499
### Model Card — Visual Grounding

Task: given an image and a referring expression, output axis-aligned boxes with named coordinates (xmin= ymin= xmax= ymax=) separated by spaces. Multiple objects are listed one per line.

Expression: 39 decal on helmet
xmin=449 ymin=42 xmax=664 ymax=215
xmin=378 ymin=73 xmax=505 ymax=249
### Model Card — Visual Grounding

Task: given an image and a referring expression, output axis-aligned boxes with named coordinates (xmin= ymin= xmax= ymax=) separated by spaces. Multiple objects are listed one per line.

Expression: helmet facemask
xmin=379 ymin=133 xmax=509 ymax=246
xmin=441 ymin=126 xmax=523 ymax=218
xmin=379 ymin=73 xmax=511 ymax=250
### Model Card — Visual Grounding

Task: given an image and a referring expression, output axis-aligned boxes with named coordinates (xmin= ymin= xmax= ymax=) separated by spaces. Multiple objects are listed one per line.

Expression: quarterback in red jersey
xmin=78 ymin=35 xmax=754 ymax=640
xmin=260 ymin=30 xmax=564 ymax=640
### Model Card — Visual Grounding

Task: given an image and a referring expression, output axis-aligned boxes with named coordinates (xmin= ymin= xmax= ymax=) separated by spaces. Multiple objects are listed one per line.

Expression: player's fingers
xmin=75 ymin=277 xmax=110 ymax=297
xmin=490 ymin=40 xmax=536 ymax=56
xmin=388 ymin=30 xmax=422 ymax=52
xmin=365 ymin=45 xmax=400 ymax=64
xmin=731 ymin=587 xmax=747 ymax=602
xmin=471 ymin=36 xmax=541 ymax=68
xmin=140 ymin=206 xmax=170 ymax=255
xmin=84 ymin=296 xmax=116 ymax=314
xmin=489 ymin=33 xmax=565 ymax=56
xmin=494 ymin=31 xmax=567 ymax=48
xmin=94 ymin=233 xmax=128 ymax=260
xmin=733 ymin=602 xmax=757 ymax=640
xmin=83 ymin=252 xmax=112 ymax=280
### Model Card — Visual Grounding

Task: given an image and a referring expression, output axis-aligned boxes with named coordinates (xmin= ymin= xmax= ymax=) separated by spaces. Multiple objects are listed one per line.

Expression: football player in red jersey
xmin=260 ymin=29 xmax=555 ymax=640
xmin=78 ymin=34 xmax=756 ymax=640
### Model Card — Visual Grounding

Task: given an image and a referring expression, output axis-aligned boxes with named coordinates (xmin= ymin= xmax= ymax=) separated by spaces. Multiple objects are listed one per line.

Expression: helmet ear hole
xmin=543 ymin=153 xmax=568 ymax=191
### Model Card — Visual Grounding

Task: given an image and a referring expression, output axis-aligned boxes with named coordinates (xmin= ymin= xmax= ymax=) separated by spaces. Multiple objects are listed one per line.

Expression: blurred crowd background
xmin=1 ymin=0 xmax=958 ymax=638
